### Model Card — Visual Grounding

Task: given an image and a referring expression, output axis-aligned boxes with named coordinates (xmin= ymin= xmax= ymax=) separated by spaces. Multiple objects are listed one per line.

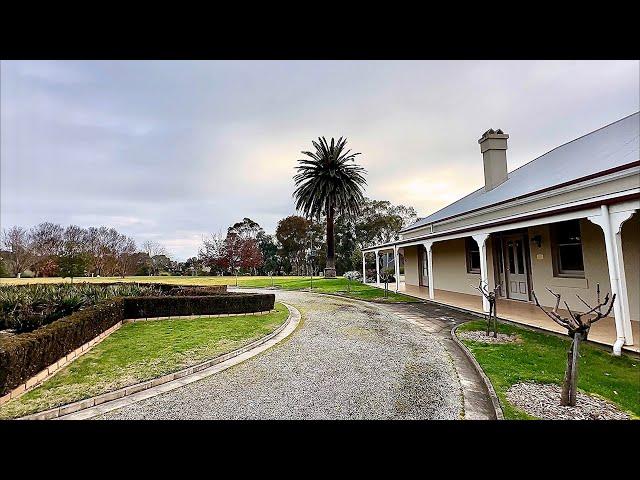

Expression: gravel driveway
xmin=97 ymin=291 xmax=462 ymax=420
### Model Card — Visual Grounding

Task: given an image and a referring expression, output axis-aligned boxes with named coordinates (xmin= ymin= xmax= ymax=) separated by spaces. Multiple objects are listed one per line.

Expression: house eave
xmin=400 ymin=160 xmax=640 ymax=235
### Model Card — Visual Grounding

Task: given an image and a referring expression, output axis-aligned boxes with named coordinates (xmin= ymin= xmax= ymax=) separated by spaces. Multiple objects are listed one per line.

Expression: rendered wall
xmin=403 ymin=246 xmax=420 ymax=286
xmin=527 ymin=218 xmax=640 ymax=320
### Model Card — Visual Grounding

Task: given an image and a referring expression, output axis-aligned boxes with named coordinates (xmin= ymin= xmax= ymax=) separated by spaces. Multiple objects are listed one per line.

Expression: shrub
xmin=0 ymin=290 xmax=275 ymax=395
xmin=123 ymin=293 xmax=274 ymax=319
xmin=0 ymin=299 xmax=125 ymax=395
xmin=165 ymin=286 xmax=227 ymax=296
xmin=343 ymin=271 xmax=362 ymax=282
xmin=20 ymin=270 xmax=35 ymax=279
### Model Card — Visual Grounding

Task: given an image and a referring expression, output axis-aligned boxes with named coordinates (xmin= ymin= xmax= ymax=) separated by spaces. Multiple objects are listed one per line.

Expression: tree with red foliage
xmin=240 ymin=237 xmax=264 ymax=274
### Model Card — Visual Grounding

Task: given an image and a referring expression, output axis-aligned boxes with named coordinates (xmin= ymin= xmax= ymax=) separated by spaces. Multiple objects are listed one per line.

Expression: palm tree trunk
xmin=325 ymin=205 xmax=336 ymax=278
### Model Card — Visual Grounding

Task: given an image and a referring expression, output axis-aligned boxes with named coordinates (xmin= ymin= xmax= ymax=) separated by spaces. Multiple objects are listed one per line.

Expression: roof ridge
xmin=502 ymin=111 xmax=639 ymax=179
xmin=401 ymin=111 xmax=640 ymax=232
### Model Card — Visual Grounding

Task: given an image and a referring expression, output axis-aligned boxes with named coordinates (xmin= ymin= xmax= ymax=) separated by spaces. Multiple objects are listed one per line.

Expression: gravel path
xmin=97 ymin=291 xmax=462 ymax=420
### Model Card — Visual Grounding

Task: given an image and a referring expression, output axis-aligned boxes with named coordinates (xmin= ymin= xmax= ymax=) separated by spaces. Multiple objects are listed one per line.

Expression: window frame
xmin=551 ymin=220 xmax=585 ymax=279
xmin=465 ymin=237 xmax=481 ymax=274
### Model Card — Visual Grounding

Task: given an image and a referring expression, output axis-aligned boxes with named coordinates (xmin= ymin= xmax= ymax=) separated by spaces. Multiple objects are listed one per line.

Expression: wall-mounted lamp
xmin=531 ymin=235 xmax=542 ymax=248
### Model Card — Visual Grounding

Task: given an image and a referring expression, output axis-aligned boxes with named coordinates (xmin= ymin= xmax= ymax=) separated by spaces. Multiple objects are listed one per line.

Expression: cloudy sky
xmin=1 ymin=60 xmax=638 ymax=260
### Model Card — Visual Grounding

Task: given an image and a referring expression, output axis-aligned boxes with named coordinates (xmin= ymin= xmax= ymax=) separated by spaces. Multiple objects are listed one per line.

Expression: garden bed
xmin=456 ymin=320 xmax=639 ymax=420
xmin=0 ymin=283 xmax=272 ymax=396
xmin=0 ymin=303 xmax=288 ymax=419
xmin=506 ymin=382 xmax=629 ymax=420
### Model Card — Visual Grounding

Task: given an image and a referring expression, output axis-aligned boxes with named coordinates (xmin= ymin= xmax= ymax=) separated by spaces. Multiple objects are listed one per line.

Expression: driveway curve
xmin=98 ymin=290 xmax=462 ymax=420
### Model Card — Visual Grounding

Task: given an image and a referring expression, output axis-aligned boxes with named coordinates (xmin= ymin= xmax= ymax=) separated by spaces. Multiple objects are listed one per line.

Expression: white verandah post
xmin=588 ymin=204 xmax=636 ymax=354
xmin=375 ymin=249 xmax=380 ymax=285
xmin=423 ymin=241 xmax=435 ymax=300
xmin=394 ymin=245 xmax=400 ymax=292
xmin=472 ymin=233 xmax=490 ymax=313
xmin=362 ymin=252 xmax=367 ymax=284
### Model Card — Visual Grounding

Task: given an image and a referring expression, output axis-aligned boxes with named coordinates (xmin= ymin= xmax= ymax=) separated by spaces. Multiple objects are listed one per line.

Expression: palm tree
xmin=293 ymin=137 xmax=366 ymax=278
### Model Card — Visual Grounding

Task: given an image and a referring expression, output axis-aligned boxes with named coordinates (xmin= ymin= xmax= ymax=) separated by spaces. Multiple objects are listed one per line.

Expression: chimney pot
xmin=478 ymin=129 xmax=509 ymax=191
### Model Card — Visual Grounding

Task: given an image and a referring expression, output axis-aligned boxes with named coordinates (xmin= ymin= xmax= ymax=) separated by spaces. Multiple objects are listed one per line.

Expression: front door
xmin=503 ymin=234 xmax=529 ymax=301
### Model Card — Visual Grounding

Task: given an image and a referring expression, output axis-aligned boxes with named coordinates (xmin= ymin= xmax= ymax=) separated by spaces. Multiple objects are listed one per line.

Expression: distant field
xmin=0 ymin=275 xmax=420 ymax=302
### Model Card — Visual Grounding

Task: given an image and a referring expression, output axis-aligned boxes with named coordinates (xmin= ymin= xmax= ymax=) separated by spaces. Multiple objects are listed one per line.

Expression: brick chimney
xmin=478 ymin=128 xmax=509 ymax=191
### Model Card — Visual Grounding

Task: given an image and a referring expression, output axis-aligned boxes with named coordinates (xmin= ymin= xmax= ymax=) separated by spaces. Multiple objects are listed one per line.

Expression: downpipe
xmin=613 ymin=338 xmax=624 ymax=356
xmin=600 ymin=204 xmax=625 ymax=357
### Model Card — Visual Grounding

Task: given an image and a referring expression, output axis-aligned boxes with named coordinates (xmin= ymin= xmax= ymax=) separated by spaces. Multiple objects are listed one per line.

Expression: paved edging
xmin=451 ymin=323 xmax=504 ymax=420
xmin=19 ymin=303 xmax=300 ymax=420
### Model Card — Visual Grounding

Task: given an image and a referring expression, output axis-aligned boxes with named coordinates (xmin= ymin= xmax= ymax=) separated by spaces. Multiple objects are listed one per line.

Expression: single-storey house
xmin=362 ymin=112 xmax=639 ymax=354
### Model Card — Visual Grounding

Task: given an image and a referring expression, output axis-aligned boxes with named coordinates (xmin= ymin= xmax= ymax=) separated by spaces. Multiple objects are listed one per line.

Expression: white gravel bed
xmin=506 ymin=382 xmax=630 ymax=420
xmin=97 ymin=290 xmax=462 ymax=420
xmin=458 ymin=330 xmax=519 ymax=344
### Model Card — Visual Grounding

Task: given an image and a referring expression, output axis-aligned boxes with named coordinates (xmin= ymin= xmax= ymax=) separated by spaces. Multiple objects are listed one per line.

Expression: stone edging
xmin=450 ymin=323 xmax=504 ymax=420
xmin=18 ymin=304 xmax=298 ymax=420
xmin=0 ymin=310 xmax=275 ymax=408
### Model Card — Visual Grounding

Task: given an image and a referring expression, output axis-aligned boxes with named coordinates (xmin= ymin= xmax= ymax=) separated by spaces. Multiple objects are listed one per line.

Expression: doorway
xmin=502 ymin=234 xmax=530 ymax=301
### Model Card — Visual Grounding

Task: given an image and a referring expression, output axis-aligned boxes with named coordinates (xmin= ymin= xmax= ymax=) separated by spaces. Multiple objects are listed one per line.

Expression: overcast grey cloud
xmin=1 ymin=60 xmax=638 ymax=260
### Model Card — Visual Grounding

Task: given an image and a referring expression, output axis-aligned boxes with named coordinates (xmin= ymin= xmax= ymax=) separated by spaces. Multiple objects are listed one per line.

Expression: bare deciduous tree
xmin=30 ymin=222 xmax=64 ymax=276
xmin=142 ymin=240 xmax=169 ymax=275
xmin=472 ymin=280 xmax=501 ymax=337
xmin=1 ymin=227 xmax=35 ymax=276
xmin=532 ymin=284 xmax=615 ymax=407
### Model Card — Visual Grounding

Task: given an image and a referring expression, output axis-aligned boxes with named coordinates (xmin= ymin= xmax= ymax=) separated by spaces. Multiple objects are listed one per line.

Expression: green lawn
xmin=457 ymin=320 xmax=640 ymax=419
xmin=0 ymin=303 xmax=289 ymax=419
xmin=0 ymin=275 xmax=420 ymax=303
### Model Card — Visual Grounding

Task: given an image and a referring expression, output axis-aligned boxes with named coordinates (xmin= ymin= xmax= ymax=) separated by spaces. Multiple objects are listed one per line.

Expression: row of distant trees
xmin=0 ymin=197 xmax=418 ymax=279
xmin=0 ymin=223 xmax=173 ymax=279
xmin=194 ymin=197 xmax=418 ymax=277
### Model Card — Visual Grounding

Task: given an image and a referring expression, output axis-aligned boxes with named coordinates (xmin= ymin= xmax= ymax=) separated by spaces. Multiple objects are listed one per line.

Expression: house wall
xmin=402 ymin=215 xmax=639 ymax=322
xmin=429 ymin=238 xmax=496 ymax=296
xmin=404 ymin=238 xmax=498 ymax=297
xmin=403 ymin=246 xmax=419 ymax=286
xmin=527 ymin=219 xmax=616 ymax=315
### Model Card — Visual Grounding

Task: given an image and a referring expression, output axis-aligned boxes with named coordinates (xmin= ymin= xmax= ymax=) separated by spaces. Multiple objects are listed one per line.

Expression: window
xmin=551 ymin=219 xmax=585 ymax=277
xmin=466 ymin=238 xmax=481 ymax=274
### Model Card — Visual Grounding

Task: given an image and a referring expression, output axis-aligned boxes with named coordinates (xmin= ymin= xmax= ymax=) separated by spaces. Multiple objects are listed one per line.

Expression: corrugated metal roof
xmin=402 ymin=112 xmax=640 ymax=232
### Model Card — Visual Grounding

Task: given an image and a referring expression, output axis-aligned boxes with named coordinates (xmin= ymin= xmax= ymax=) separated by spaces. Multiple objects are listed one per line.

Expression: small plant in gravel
xmin=532 ymin=283 xmax=615 ymax=407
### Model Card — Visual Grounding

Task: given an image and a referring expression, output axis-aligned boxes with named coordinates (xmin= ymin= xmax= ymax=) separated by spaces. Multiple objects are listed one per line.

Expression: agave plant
xmin=0 ymin=282 xmax=164 ymax=333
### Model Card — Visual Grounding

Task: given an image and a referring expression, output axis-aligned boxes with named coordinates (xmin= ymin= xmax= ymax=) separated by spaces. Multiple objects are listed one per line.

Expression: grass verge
xmin=0 ymin=303 xmax=288 ymax=419
xmin=457 ymin=320 xmax=640 ymax=419
xmin=0 ymin=275 xmax=420 ymax=303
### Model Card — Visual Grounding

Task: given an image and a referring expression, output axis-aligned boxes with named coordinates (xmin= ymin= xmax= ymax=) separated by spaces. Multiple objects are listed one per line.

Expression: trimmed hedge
xmin=164 ymin=286 xmax=227 ymax=296
xmin=123 ymin=294 xmax=274 ymax=319
xmin=0 ymin=291 xmax=274 ymax=396
xmin=0 ymin=299 xmax=124 ymax=396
